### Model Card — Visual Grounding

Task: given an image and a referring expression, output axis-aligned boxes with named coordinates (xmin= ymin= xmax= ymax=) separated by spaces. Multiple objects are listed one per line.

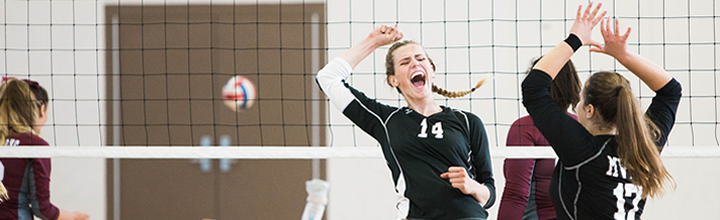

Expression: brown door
xmin=105 ymin=4 xmax=326 ymax=220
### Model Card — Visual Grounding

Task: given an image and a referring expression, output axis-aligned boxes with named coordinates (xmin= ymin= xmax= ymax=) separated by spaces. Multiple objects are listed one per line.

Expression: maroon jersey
xmin=0 ymin=133 xmax=60 ymax=220
xmin=499 ymin=114 xmax=576 ymax=220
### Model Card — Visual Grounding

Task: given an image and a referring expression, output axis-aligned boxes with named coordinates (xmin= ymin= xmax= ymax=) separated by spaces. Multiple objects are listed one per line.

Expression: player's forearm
xmin=532 ymin=41 xmax=575 ymax=80
xmin=339 ymin=37 xmax=382 ymax=69
xmin=471 ymin=181 xmax=492 ymax=206
xmin=614 ymin=51 xmax=672 ymax=92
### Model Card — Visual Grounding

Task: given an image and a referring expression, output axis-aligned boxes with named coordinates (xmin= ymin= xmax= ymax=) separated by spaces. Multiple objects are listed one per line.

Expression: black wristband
xmin=564 ymin=33 xmax=582 ymax=52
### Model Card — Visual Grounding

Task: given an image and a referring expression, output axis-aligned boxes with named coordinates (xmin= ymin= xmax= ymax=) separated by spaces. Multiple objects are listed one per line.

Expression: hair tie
xmin=615 ymin=86 xmax=623 ymax=96
xmin=1 ymin=77 xmax=14 ymax=84
xmin=0 ymin=77 xmax=40 ymax=89
xmin=23 ymin=80 xmax=40 ymax=89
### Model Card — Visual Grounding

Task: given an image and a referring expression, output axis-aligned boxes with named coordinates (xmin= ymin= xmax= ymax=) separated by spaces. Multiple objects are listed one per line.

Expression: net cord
xmin=0 ymin=146 xmax=714 ymax=159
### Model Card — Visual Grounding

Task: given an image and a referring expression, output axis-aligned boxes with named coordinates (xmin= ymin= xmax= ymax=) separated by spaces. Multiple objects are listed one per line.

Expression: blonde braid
xmin=432 ymin=78 xmax=488 ymax=98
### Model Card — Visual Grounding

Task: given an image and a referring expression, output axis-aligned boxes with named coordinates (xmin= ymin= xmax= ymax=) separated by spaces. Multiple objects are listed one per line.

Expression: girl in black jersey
xmin=316 ymin=25 xmax=495 ymax=219
xmin=522 ymin=3 xmax=679 ymax=220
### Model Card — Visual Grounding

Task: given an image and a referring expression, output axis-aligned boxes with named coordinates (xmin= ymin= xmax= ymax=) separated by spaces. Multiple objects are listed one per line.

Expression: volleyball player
xmin=522 ymin=3 xmax=679 ymax=219
xmin=316 ymin=25 xmax=496 ymax=219
xmin=498 ymin=58 xmax=581 ymax=220
xmin=0 ymin=78 xmax=90 ymax=220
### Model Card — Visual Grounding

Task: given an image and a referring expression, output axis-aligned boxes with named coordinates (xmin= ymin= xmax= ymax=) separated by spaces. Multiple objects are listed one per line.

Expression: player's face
xmin=34 ymin=104 xmax=48 ymax=134
xmin=389 ymin=44 xmax=435 ymax=99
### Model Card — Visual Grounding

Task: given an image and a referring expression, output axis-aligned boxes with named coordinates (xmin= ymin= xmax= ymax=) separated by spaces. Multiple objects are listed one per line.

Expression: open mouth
xmin=411 ymin=72 xmax=426 ymax=88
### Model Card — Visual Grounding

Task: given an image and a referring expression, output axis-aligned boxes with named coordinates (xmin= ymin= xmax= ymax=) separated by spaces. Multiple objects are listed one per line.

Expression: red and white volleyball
xmin=222 ymin=75 xmax=256 ymax=111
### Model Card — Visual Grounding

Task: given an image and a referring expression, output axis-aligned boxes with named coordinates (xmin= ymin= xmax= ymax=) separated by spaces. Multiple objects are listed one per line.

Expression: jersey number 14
xmin=417 ymin=118 xmax=443 ymax=139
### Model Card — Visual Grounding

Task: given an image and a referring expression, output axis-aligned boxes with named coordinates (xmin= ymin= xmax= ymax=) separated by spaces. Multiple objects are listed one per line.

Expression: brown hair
xmin=385 ymin=40 xmax=485 ymax=98
xmin=0 ymin=78 xmax=48 ymax=142
xmin=583 ymin=71 xmax=674 ymax=198
xmin=0 ymin=78 xmax=48 ymax=201
xmin=529 ymin=57 xmax=581 ymax=110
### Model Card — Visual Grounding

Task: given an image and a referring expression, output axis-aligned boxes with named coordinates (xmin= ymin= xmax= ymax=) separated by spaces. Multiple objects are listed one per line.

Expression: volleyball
xmin=222 ymin=75 xmax=256 ymax=111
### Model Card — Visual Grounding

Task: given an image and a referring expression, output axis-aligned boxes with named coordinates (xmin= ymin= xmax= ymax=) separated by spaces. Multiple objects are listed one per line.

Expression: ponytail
xmin=432 ymin=78 xmax=488 ymax=98
xmin=0 ymin=78 xmax=47 ymax=203
xmin=0 ymin=184 xmax=6 ymax=202
xmin=0 ymin=79 xmax=43 ymax=145
xmin=585 ymin=72 xmax=675 ymax=199
xmin=614 ymin=86 xmax=674 ymax=198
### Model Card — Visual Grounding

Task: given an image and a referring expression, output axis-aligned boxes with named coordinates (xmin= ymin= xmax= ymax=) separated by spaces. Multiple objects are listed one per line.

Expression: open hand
xmin=589 ymin=17 xmax=631 ymax=59
xmin=569 ymin=2 xmax=605 ymax=48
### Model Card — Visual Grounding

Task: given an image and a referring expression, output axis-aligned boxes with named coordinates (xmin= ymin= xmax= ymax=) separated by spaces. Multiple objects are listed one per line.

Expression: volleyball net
xmin=0 ymin=0 xmax=717 ymax=184
xmin=2 ymin=1 xmax=719 ymax=220
xmin=0 ymin=0 xmax=716 ymax=158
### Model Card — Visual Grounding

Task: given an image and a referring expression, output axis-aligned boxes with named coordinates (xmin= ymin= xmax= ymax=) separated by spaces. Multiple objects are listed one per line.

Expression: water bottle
xmin=300 ymin=179 xmax=329 ymax=220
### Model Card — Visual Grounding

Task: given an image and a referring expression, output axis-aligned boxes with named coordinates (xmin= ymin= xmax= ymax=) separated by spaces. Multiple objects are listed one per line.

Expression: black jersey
xmin=317 ymin=58 xmax=496 ymax=220
xmin=522 ymin=69 xmax=681 ymax=220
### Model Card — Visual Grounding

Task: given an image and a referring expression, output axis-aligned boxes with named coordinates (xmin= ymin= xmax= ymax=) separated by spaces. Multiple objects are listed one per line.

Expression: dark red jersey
xmin=499 ymin=114 xmax=575 ymax=220
xmin=0 ymin=133 xmax=60 ymax=220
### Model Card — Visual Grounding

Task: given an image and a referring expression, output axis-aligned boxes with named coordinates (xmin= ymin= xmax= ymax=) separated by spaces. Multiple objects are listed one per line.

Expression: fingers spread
xmin=592 ymin=11 xmax=607 ymax=25
xmin=623 ymin=27 xmax=632 ymax=39
xmin=614 ymin=18 xmax=620 ymax=35
xmin=605 ymin=17 xmax=611 ymax=34
xmin=590 ymin=3 xmax=602 ymax=19
xmin=576 ymin=5 xmax=583 ymax=20
xmin=583 ymin=3 xmax=593 ymax=18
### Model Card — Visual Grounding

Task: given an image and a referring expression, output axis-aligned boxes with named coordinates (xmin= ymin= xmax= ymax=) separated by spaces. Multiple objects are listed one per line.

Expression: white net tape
xmin=0 ymin=146 xmax=717 ymax=159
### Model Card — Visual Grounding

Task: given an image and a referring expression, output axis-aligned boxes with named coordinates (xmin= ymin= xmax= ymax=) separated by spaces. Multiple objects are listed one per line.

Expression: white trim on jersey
xmin=317 ymin=57 xmax=410 ymax=219
xmin=559 ymin=138 xmax=611 ymax=220
xmin=454 ymin=109 xmax=471 ymax=131
xmin=454 ymin=109 xmax=476 ymax=178
xmin=315 ymin=57 xmax=356 ymax=111
xmin=395 ymin=174 xmax=410 ymax=220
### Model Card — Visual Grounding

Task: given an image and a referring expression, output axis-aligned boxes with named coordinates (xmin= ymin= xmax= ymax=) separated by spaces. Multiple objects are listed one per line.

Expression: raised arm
xmin=340 ymin=25 xmax=403 ymax=69
xmin=589 ymin=18 xmax=672 ymax=91
xmin=533 ymin=3 xmax=605 ymax=78
xmin=315 ymin=26 xmax=405 ymax=138
xmin=316 ymin=25 xmax=402 ymax=112
xmin=522 ymin=3 xmax=607 ymax=165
